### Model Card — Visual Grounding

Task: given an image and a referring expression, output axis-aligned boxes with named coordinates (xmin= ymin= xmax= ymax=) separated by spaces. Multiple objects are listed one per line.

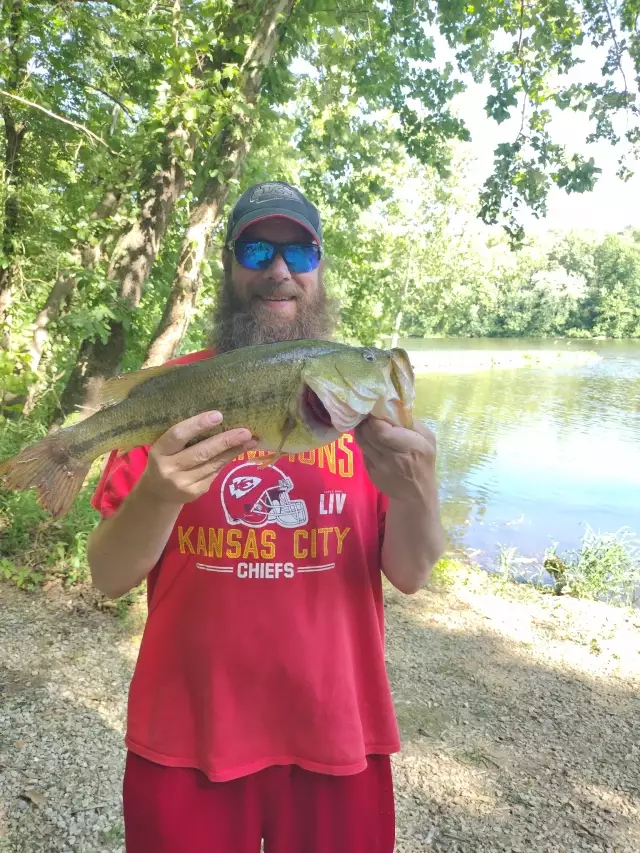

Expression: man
xmin=87 ymin=180 xmax=445 ymax=853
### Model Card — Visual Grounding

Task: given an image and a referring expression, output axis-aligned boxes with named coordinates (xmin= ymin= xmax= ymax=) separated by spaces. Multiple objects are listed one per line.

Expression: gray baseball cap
xmin=225 ymin=181 xmax=323 ymax=245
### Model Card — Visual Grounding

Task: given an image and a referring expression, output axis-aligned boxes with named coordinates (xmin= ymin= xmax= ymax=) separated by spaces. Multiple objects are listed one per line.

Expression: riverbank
xmin=1 ymin=561 xmax=638 ymax=852
xmin=406 ymin=348 xmax=602 ymax=373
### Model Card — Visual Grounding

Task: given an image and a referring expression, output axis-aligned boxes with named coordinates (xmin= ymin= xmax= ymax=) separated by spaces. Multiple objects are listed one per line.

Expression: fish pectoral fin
xmin=256 ymin=451 xmax=283 ymax=469
xmin=256 ymin=414 xmax=297 ymax=469
xmin=257 ymin=415 xmax=296 ymax=468
xmin=98 ymin=362 xmax=187 ymax=409
xmin=277 ymin=414 xmax=297 ymax=453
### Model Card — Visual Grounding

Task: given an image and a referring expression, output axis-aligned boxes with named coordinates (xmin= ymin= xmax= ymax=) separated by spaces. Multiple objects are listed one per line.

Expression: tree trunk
xmin=143 ymin=0 xmax=296 ymax=367
xmin=27 ymin=188 xmax=123 ymax=377
xmin=57 ymin=324 xmax=127 ymax=419
xmin=142 ymin=140 xmax=247 ymax=367
xmin=56 ymin=126 xmax=194 ymax=420
xmin=0 ymin=108 xmax=26 ymax=325
xmin=391 ymin=310 xmax=403 ymax=349
xmin=0 ymin=0 xmax=27 ymax=332
xmin=391 ymin=256 xmax=414 ymax=348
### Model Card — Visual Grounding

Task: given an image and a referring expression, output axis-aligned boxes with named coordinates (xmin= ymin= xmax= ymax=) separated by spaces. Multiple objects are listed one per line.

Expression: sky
xmin=444 ymin=39 xmax=640 ymax=235
xmin=290 ymin=28 xmax=639 ymax=236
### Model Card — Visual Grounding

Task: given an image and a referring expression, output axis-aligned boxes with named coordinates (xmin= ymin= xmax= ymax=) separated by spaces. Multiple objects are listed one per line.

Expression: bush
xmin=561 ymin=525 xmax=640 ymax=607
xmin=495 ymin=525 xmax=640 ymax=608
xmin=0 ymin=417 xmax=101 ymax=588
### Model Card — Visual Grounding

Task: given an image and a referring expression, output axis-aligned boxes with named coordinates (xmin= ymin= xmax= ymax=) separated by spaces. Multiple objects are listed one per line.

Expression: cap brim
xmin=231 ymin=209 xmax=321 ymax=244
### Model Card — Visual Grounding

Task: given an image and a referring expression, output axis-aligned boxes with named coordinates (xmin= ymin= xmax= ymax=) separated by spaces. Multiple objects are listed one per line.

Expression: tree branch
xmin=516 ymin=0 xmax=529 ymax=141
xmin=602 ymin=0 xmax=630 ymax=98
xmin=0 ymin=89 xmax=119 ymax=154
xmin=65 ymin=75 xmax=134 ymax=117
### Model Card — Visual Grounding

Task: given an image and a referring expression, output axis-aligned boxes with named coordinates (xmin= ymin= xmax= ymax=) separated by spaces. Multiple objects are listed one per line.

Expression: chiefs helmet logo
xmin=220 ymin=462 xmax=308 ymax=529
xmin=229 ymin=476 xmax=261 ymax=499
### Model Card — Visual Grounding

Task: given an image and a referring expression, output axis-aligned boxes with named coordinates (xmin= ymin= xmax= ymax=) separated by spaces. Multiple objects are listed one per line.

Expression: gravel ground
xmin=1 ymin=568 xmax=639 ymax=853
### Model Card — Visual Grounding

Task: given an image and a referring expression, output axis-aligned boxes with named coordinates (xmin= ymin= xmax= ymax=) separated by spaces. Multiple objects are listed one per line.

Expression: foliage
xmin=392 ymin=224 xmax=640 ymax=342
xmin=557 ymin=525 xmax=640 ymax=606
xmin=428 ymin=555 xmax=468 ymax=588
xmin=494 ymin=526 xmax=640 ymax=607
xmin=0 ymin=418 xmax=101 ymax=587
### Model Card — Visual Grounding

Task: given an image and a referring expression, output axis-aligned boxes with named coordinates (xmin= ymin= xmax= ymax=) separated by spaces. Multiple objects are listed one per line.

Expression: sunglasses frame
xmin=227 ymin=238 xmax=322 ymax=273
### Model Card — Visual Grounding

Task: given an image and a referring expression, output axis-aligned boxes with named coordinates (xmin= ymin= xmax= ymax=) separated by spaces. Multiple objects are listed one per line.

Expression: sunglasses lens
xmin=234 ymin=241 xmax=321 ymax=272
xmin=235 ymin=241 xmax=274 ymax=270
xmin=283 ymin=244 xmax=321 ymax=273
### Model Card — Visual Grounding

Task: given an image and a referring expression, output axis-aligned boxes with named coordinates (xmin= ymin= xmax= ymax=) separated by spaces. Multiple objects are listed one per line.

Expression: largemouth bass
xmin=0 ymin=339 xmax=415 ymax=518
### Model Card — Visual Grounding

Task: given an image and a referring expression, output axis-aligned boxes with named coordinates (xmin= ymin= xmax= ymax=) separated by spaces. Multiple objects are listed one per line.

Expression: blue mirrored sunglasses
xmin=229 ymin=239 xmax=322 ymax=273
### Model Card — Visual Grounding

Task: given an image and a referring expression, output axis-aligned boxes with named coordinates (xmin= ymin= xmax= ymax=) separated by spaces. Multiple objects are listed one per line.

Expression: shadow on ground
xmin=385 ymin=581 xmax=640 ymax=853
xmin=1 ymin=578 xmax=639 ymax=853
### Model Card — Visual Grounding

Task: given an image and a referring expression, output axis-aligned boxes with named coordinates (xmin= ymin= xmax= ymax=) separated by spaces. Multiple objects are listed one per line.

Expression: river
xmin=405 ymin=338 xmax=640 ymax=570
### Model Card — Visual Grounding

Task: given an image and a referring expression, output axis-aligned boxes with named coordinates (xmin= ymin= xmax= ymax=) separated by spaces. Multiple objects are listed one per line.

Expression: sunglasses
xmin=229 ymin=239 xmax=322 ymax=273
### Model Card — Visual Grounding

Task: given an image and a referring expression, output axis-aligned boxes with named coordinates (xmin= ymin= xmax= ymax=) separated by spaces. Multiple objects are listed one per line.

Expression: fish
xmin=0 ymin=339 xmax=415 ymax=518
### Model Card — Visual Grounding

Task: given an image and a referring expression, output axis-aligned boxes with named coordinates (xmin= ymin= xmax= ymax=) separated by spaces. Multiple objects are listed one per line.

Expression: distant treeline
xmin=331 ymin=220 xmax=640 ymax=345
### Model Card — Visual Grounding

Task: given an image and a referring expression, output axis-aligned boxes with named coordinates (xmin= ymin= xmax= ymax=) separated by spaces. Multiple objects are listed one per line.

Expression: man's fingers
xmin=358 ymin=416 xmax=433 ymax=453
xmin=154 ymin=411 xmax=224 ymax=456
xmin=177 ymin=428 xmax=255 ymax=471
xmin=356 ymin=418 xmax=405 ymax=453
xmin=184 ymin=441 xmax=259 ymax=492
xmin=354 ymin=424 xmax=385 ymax=465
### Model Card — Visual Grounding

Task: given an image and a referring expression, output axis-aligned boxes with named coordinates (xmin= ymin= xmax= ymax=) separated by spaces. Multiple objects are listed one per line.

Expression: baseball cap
xmin=225 ymin=181 xmax=323 ymax=245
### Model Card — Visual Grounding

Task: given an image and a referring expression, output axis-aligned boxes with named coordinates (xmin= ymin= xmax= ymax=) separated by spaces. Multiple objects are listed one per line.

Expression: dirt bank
xmin=1 ymin=565 xmax=638 ymax=852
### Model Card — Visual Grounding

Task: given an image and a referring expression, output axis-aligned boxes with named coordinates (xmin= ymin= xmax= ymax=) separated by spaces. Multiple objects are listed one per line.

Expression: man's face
xmin=211 ymin=217 xmax=334 ymax=353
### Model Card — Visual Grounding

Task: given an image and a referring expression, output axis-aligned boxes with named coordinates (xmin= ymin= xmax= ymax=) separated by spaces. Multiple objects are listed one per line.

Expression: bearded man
xmin=87 ymin=181 xmax=445 ymax=853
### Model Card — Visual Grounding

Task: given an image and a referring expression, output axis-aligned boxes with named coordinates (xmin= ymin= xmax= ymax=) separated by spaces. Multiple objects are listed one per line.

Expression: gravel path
xmin=1 ymin=569 xmax=639 ymax=853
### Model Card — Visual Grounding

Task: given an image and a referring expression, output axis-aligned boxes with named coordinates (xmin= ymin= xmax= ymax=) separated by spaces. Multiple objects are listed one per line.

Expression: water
xmin=405 ymin=338 xmax=640 ymax=570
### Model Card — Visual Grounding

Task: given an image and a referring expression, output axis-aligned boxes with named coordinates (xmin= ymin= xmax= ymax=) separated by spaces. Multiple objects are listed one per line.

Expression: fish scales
xmin=72 ymin=351 xmax=304 ymax=460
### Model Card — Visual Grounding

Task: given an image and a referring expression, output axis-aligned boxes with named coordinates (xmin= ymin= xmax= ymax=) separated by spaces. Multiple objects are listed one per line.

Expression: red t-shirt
xmin=91 ymin=349 xmax=401 ymax=782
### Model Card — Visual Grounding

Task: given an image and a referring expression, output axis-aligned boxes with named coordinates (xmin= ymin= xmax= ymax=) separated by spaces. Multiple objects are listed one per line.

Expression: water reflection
xmin=409 ymin=339 xmax=640 ymax=567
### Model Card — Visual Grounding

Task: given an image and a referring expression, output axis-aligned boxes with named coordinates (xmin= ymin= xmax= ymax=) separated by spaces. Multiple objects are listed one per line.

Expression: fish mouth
xmin=300 ymin=380 xmax=375 ymax=434
xmin=300 ymin=346 xmax=416 ymax=436
xmin=370 ymin=348 xmax=415 ymax=428
xmin=301 ymin=386 xmax=335 ymax=430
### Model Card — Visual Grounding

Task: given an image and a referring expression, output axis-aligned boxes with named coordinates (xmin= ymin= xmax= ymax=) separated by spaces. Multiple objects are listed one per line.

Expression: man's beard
xmin=209 ymin=262 xmax=336 ymax=353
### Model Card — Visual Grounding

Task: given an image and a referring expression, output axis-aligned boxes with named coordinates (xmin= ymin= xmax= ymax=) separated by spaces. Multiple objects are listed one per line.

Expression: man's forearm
xmin=87 ymin=478 xmax=183 ymax=599
xmin=381 ymin=490 xmax=445 ymax=594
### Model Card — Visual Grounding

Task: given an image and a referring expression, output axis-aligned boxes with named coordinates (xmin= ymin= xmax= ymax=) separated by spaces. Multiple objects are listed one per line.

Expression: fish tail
xmin=0 ymin=432 xmax=91 ymax=518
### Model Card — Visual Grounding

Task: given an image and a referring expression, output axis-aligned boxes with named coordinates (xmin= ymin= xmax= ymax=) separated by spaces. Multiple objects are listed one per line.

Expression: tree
xmin=143 ymin=0 xmax=298 ymax=367
xmin=0 ymin=0 xmax=639 ymax=423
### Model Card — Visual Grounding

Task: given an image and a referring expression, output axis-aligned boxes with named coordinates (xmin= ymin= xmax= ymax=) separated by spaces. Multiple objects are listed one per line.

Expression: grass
xmin=557 ymin=525 xmax=640 ymax=606
xmin=495 ymin=524 xmax=640 ymax=608
xmin=0 ymin=416 xmax=142 ymax=619
xmin=429 ymin=555 xmax=468 ymax=588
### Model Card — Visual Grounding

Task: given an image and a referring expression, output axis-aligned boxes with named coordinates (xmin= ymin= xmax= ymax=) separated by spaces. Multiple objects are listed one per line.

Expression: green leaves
xmin=554 ymin=154 xmax=602 ymax=192
xmin=0 ymin=0 xmax=638 ymax=425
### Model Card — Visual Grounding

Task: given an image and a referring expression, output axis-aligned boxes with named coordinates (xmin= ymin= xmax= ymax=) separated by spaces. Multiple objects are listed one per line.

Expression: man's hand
xmin=354 ymin=416 xmax=437 ymax=505
xmin=139 ymin=410 xmax=258 ymax=506
xmin=88 ymin=410 xmax=257 ymax=599
xmin=355 ymin=416 xmax=445 ymax=594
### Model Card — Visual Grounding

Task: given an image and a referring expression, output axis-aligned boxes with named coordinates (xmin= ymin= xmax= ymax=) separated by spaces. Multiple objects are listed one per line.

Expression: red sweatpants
xmin=123 ymin=751 xmax=395 ymax=853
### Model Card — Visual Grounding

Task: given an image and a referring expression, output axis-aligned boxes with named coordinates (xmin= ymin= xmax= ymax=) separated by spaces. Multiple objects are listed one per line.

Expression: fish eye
xmin=363 ymin=350 xmax=375 ymax=362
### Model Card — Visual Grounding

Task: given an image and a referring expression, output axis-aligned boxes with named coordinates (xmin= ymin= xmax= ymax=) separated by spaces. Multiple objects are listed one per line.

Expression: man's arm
xmin=354 ymin=417 xmax=445 ymax=594
xmin=88 ymin=411 xmax=257 ymax=599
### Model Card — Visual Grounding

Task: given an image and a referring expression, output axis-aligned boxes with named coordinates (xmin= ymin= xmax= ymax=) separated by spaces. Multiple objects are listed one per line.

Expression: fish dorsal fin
xmin=98 ymin=362 xmax=185 ymax=409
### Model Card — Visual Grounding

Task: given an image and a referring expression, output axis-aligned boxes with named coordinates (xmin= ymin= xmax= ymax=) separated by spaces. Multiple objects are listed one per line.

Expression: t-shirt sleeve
xmin=91 ymin=446 xmax=150 ymax=519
